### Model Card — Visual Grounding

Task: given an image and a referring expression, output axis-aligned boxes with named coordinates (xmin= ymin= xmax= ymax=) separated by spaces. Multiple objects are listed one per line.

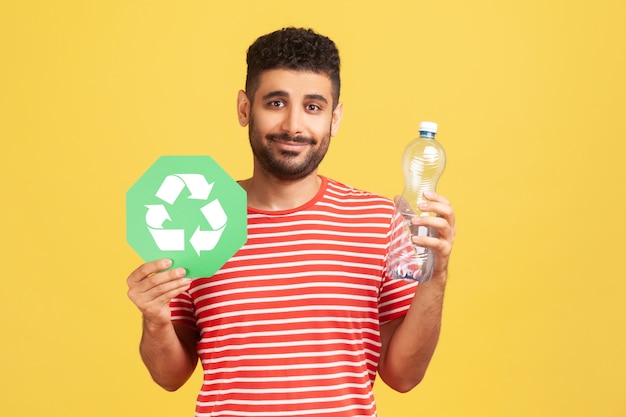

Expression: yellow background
xmin=1 ymin=1 xmax=625 ymax=416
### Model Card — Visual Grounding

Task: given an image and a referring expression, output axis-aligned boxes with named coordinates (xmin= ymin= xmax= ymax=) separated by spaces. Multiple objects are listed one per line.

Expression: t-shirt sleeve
xmin=378 ymin=275 xmax=418 ymax=324
xmin=170 ymin=290 xmax=196 ymax=326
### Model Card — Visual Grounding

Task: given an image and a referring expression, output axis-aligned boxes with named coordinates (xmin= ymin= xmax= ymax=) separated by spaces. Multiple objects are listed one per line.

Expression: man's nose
xmin=281 ymin=107 xmax=304 ymax=136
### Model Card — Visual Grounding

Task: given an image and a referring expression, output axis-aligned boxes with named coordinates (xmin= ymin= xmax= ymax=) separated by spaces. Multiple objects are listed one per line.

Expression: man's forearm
xmin=139 ymin=319 xmax=198 ymax=392
xmin=379 ymin=273 xmax=447 ymax=392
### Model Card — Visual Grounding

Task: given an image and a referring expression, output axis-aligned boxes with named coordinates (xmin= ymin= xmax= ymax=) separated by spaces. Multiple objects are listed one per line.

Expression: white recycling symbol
xmin=145 ymin=174 xmax=227 ymax=255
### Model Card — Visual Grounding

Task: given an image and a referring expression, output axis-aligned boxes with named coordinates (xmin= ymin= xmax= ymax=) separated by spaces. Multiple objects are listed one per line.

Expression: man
xmin=127 ymin=27 xmax=456 ymax=416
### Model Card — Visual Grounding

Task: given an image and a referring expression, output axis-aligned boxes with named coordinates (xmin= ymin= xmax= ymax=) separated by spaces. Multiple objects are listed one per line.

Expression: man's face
xmin=238 ymin=69 xmax=343 ymax=182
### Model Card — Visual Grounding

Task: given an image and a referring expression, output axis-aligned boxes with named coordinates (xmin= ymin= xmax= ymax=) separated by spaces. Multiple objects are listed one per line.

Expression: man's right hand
xmin=126 ymin=259 xmax=191 ymax=326
xmin=126 ymin=259 xmax=198 ymax=391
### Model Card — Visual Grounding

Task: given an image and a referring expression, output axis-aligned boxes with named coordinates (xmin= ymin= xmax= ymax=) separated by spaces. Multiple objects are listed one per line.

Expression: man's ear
xmin=330 ymin=102 xmax=343 ymax=136
xmin=237 ymin=90 xmax=250 ymax=127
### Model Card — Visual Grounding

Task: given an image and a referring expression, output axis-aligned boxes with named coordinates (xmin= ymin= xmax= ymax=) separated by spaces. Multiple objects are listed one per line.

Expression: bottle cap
xmin=419 ymin=121 xmax=438 ymax=134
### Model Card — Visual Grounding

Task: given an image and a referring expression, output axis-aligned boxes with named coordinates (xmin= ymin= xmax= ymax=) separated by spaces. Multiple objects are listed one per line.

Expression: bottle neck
xmin=419 ymin=131 xmax=436 ymax=139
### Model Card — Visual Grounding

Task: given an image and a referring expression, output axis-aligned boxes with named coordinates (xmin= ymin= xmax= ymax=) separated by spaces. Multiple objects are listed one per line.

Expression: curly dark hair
xmin=245 ymin=27 xmax=341 ymax=108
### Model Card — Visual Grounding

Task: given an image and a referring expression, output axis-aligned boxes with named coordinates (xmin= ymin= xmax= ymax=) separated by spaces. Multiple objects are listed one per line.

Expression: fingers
xmin=127 ymin=259 xmax=191 ymax=320
xmin=421 ymin=191 xmax=454 ymax=220
xmin=412 ymin=218 xmax=453 ymax=248
xmin=423 ymin=190 xmax=450 ymax=206
xmin=418 ymin=192 xmax=455 ymax=230
xmin=411 ymin=191 xmax=456 ymax=266
xmin=127 ymin=258 xmax=174 ymax=284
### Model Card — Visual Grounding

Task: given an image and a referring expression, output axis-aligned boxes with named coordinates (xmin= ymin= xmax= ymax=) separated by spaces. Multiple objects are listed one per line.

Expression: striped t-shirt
xmin=170 ymin=176 xmax=418 ymax=417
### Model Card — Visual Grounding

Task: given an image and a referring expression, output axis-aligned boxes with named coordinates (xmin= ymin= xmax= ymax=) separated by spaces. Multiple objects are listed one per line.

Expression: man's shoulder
xmin=322 ymin=176 xmax=394 ymax=206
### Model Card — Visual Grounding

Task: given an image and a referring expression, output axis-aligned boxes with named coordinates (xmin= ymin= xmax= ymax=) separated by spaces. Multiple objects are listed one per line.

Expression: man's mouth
xmin=266 ymin=133 xmax=316 ymax=145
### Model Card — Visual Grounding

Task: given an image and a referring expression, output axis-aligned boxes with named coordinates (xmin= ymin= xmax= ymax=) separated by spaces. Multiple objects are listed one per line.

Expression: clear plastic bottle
xmin=388 ymin=121 xmax=446 ymax=282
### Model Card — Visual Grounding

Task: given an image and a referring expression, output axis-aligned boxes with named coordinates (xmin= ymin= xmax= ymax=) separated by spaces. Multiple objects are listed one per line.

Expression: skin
xmin=126 ymin=68 xmax=456 ymax=393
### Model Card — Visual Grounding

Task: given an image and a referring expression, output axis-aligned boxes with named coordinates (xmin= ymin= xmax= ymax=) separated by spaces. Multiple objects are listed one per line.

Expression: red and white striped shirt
xmin=171 ymin=176 xmax=418 ymax=417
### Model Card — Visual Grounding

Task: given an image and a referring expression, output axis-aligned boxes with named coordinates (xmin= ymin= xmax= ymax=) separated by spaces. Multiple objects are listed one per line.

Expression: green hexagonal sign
xmin=126 ymin=156 xmax=247 ymax=278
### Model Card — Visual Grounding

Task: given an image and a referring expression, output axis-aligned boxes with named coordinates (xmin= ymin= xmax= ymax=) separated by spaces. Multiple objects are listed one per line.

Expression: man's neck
xmin=239 ymin=170 xmax=322 ymax=212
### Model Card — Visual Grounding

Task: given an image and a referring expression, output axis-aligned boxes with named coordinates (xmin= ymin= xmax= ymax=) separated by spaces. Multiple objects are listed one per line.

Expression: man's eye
xmin=269 ymin=101 xmax=284 ymax=108
xmin=306 ymin=104 xmax=321 ymax=111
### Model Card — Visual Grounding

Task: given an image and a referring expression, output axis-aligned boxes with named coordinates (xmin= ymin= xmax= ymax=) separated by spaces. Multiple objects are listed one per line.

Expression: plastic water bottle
xmin=388 ymin=121 xmax=446 ymax=282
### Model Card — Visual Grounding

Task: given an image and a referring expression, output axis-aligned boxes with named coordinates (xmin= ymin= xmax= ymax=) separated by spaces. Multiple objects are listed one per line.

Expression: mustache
xmin=266 ymin=133 xmax=316 ymax=145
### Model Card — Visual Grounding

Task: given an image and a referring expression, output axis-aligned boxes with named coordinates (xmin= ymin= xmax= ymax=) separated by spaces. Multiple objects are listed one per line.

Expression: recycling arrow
xmin=145 ymin=204 xmax=171 ymax=228
xmin=190 ymin=226 xmax=223 ymax=255
xmin=148 ymin=227 xmax=185 ymax=251
xmin=156 ymin=174 xmax=215 ymax=204
xmin=187 ymin=200 xmax=228 ymax=254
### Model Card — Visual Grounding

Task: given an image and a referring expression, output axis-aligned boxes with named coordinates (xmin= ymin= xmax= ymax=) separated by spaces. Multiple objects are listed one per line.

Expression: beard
xmin=248 ymin=115 xmax=331 ymax=182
